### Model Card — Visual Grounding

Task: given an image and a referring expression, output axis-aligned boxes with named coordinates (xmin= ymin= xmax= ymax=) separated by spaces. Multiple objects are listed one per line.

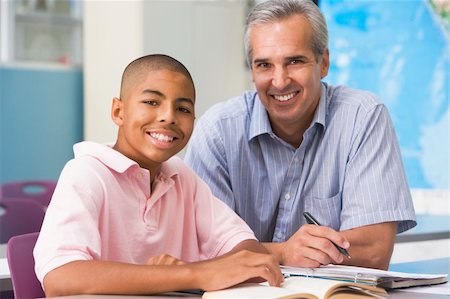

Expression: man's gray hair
xmin=244 ymin=0 xmax=328 ymax=66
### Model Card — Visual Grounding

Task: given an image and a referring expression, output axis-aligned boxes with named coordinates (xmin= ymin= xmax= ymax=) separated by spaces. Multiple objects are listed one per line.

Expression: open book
xmin=281 ymin=264 xmax=448 ymax=289
xmin=202 ymin=276 xmax=388 ymax=299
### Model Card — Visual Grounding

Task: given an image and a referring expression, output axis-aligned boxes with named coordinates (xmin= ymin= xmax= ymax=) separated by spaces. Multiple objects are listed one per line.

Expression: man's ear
xmin=320 ymin=48 xmax=330 ymax=79
xmin=111 ymin=97 xmax=124 ymax=126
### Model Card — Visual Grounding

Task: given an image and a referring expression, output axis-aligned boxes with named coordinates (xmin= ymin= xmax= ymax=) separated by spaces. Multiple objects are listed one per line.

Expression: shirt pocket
xmin=304 ymin=191 xmax=342 ymax=230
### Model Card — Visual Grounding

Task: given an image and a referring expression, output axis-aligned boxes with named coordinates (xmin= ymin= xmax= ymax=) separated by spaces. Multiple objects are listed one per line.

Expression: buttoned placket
xmin=272 ymin=146 xmax=305 ymax=242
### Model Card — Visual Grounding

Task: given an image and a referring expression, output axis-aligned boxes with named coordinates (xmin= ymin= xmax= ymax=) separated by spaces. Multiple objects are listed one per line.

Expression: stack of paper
xmin=281 ymin=264 xmax=448 ymax=289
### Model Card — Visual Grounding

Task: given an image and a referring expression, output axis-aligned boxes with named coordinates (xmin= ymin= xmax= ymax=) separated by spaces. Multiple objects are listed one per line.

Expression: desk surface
xmin=37 ymin=259 xmax=450 ymax=299
xmin=390 ymin=257 xmax=450 ymax=276
xmin=2 ymin=259 xmax=447 ymax=298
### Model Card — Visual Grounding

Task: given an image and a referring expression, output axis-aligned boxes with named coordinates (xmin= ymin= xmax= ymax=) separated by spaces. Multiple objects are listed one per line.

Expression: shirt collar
xmin=73 ymin=141 xmax=179 ymax=179
xmin=248 ymin=83 xmax=329 ymax=142
xmin=313 ymin=82 xmax=328 ymax=129
xmin=249 ymin=92 xmax=273 ymax=141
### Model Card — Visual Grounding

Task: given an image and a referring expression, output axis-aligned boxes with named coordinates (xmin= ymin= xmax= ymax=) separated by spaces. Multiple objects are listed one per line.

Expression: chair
xmin=0 ymin=198 xmax=46 ymax=243
xmin=1 ymin=180 xmax=57 ymax=207
xmin=7 ymin=232 xmax=45 ymax=299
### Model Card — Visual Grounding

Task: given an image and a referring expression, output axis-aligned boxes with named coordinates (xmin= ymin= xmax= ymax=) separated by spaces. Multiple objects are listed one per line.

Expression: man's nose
xmin=272 ymin=66 xmax=291 ymax=89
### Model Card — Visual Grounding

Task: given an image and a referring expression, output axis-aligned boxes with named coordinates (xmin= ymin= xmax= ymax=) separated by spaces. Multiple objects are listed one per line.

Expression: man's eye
xmin=255 ymin=62 xmax=270 ymax=69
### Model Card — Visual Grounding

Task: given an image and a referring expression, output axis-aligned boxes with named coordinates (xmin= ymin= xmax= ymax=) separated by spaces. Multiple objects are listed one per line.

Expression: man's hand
xmin=263 ymin=222 xmax=397 ymax=269
xmin=265 ymin=224 xmax=350 ymax=268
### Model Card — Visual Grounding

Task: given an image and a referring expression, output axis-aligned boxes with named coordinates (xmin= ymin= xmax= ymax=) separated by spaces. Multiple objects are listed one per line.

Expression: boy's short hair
xmin=120 ymin=54 xmax=195 ymax=99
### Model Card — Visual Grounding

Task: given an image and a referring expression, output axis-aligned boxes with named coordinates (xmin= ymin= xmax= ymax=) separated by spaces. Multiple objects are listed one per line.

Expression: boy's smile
xmin=112 ymin=69 xmax=195 ymax=179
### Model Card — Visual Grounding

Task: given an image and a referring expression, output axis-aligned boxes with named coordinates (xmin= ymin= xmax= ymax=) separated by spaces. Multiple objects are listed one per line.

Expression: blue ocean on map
xmin=321 ymin=0 xmax=449 ymax=189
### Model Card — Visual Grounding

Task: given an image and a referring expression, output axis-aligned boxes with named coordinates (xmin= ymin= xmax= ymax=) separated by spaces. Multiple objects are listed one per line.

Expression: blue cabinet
xmin=0 ymin=66 xmax=83 ymax=182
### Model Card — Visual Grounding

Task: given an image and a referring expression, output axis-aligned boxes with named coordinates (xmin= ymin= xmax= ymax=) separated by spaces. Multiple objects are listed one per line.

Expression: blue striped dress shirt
xmin=185 ymin=83 xmax=416 ymax=242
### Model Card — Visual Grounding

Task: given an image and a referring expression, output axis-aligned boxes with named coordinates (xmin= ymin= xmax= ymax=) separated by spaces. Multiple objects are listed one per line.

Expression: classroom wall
xmin=83 ymin=1 xmax=144 ymax=143
xmin=0 ymin=64 xmax=83 ymax=183
xmin=83 ymin=0 xmax=249 ymax=144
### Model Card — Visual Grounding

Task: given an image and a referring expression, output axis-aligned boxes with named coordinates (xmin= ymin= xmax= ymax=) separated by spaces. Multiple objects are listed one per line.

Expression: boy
xmin=34 ymin=54 xmax=283 ymax=296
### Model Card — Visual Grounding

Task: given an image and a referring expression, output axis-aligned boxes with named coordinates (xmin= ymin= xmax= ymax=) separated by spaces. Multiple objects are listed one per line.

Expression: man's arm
xmin=263 ymin=221 xmax=397 ymax=270
xmin=341 ymin=221 xmax=397 ymax=270
xmin=43 ymin=240 xmax=283 ymax=297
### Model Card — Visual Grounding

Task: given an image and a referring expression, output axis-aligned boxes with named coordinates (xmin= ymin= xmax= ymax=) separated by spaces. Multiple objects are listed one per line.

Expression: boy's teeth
xmin=274 ymin=92 xmax=296 ymax=102
xmin=150 ymin=133 xmax=174 ymax=142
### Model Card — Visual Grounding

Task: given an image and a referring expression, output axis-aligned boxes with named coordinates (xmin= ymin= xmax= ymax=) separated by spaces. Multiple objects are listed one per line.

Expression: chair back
xmin=0 ymin=198 xmax=46 ymax=243
xmin=1 ymin=180 xmax=57 ymax=207
xmin=7 ymin=232 xmax=45 ymax=299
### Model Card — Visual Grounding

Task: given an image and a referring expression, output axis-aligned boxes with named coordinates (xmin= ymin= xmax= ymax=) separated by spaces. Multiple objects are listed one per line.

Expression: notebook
xmin=202 ymin=276 xmax=388 ymax=299
xmin=281 ymin=264 xmax=448 ymax=289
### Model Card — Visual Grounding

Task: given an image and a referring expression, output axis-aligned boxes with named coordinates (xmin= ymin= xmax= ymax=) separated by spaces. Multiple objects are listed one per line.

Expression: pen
xmin=303 ymin=212 xmax=351 ymax=259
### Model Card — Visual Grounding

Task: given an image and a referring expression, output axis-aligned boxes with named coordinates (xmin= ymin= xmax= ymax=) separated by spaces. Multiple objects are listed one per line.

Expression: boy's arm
xmin=229 ymin=239 xmax=271 ymax=254
xmin=43 ymin=246 xmax=283 ymax=297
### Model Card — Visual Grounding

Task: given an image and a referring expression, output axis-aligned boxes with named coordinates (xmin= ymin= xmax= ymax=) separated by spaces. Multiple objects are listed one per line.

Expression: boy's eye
xmin=178 ymin=106 xmax=192 ymax=114
xmin=144 ymin=100 xmax=158 ymax=106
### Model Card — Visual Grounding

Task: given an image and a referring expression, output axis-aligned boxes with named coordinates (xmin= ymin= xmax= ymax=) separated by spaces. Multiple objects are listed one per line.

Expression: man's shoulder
xmin=327 ymin=84 xmax=382 ymax=112
xmin=201 ymin=90 xmax=257 ymax=122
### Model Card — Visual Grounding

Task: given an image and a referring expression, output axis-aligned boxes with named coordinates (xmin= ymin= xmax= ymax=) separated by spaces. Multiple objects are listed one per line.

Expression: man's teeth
xmin=274 ymin=92 xmax=296 ymax=102
xmin=150 ymin=133 xmax=174 ymax=142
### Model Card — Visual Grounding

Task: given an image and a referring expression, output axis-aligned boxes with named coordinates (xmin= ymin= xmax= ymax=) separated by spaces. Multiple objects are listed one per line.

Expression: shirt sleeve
xmin=185 ymin=113 xmax=236 ymax=210
xmin=183 ymin=164 xmax=256 ymax=259
xmin=33 ymin=159 xmax=103 ymax=284
xmin=340 ymin=104 xmax=417 ymax=233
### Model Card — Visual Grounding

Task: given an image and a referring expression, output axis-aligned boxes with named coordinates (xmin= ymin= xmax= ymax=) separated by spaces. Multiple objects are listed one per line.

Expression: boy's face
xmin=112 ymin=69 xmax=195 ymax=172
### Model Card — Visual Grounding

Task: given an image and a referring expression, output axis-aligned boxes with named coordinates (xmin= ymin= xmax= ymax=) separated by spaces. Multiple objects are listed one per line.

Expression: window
xmin=0 ymin=0 xmax=82 ymax=65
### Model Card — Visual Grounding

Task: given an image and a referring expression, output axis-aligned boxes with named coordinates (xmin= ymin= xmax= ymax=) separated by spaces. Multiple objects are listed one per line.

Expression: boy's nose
xmin=158 ymin=106 xmax=176 ymax=124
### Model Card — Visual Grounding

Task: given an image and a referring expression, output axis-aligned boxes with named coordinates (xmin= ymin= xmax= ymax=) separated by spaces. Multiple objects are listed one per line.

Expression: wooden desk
xmin=396 ymin=214 xmax=450 ymax=243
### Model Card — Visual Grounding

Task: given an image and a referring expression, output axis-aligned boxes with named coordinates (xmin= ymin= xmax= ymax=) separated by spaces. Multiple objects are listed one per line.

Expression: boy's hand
xmin=189 ymin=250 xmax=283 ymax=291
xmin=146 ymin=254 xmax=186 ymax=266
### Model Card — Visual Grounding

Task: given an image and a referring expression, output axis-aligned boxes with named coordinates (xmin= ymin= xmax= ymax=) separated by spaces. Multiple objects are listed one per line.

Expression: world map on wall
xmin=321 ymin=0 xmax=449 ymax=189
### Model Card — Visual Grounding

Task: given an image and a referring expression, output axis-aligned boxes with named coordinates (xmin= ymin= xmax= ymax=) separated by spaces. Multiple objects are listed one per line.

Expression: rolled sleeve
xmin=341 ymin=105 xmax=416 ymax=232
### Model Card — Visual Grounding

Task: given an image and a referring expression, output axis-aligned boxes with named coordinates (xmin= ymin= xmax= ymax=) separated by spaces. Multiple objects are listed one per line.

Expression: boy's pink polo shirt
xmin=34 ymin=141 xmax=256 ymax=283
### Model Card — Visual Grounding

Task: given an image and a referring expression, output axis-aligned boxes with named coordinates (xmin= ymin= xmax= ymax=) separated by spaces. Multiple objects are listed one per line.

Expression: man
xmin=185 ymin=0 xmax=416 ymax=270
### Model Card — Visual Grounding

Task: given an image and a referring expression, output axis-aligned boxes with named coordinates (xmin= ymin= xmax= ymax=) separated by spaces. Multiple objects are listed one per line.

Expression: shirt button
xmin=276 ymin=232 xmax=283 ymax=239
xmin=284 ymin=193 xmax=291 ymax=200
xmin=136 ymin=172 xmax=143 ymax=179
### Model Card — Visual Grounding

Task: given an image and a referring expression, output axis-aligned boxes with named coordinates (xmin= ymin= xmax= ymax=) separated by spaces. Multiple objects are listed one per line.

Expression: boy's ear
xmin=111 ymin=97 xmax=124 ymax=126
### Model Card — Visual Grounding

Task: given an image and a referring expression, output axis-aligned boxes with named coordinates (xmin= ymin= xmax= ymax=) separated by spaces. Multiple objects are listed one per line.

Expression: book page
xmin=202 ymin=277 xmax=384 ymax=299
xmin=202 ymin=281 xmax=316 ymax=299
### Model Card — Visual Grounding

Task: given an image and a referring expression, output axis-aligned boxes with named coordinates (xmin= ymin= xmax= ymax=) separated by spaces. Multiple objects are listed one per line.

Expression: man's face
xmin=250 ymin=15 xmax=329 ymax=133
xmin=112 ymin=69 xmax=195 ymax=171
